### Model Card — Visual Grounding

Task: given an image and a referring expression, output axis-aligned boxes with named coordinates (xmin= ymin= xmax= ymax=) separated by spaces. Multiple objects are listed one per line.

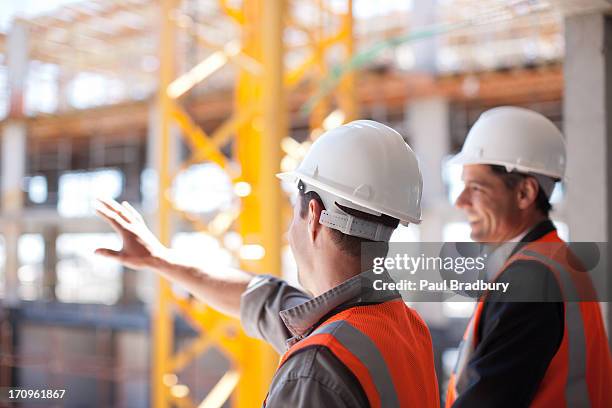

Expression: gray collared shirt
xmin=240 ymin=270 xmax=400 ymax=407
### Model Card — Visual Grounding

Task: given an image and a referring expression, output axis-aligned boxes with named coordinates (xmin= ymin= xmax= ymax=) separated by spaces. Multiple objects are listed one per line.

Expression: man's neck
xmin=498 ymin=211 xmax=548 ymax=242
xmin=308 ymin=251 xmax=362 ymax=297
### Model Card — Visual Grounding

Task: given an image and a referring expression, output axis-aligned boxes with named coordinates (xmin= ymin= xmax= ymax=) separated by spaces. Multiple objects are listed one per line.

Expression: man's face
xmin=455 ymin=164 xmax=521 ymax=242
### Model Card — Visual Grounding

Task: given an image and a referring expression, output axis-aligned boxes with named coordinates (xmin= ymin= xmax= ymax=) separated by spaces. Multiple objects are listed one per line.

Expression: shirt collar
xmin=510 ymin=219 xmax=557 ymax=256
xmin=484 ymin=219 xmax=557 ymax=279
xmin=279 ymin=269 xmax=399 ymax=344
xmin=519 ymin=219 xmax=556 ymax=243
xmin=508 ymin=230 xmax=528 ymax=243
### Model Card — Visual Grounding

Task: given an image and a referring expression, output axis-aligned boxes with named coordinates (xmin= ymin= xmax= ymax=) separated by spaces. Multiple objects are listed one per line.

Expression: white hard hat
xmin=448 ymin=106 xmax=566 ymax=180
xmin=277 ymin=120 xmax=423 ymax=241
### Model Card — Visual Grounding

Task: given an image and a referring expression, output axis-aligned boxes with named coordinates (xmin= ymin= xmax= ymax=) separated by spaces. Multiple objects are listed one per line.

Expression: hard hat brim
xmin=276 ymin=171 xmax=421 ymax=225
xmin=446 ymin=153 xmax=563 ymax=180
xmin=446 ymin=151 xmax=473 ymax=167
xmin=276 ymin=171 xmax=296 ymax=182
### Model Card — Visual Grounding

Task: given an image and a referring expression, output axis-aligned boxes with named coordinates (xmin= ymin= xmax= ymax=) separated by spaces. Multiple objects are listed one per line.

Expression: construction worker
xmin=445 ymin=107 xmax=612 ymax=407
xmin=95 ymin=120 xmax=440 ymax=407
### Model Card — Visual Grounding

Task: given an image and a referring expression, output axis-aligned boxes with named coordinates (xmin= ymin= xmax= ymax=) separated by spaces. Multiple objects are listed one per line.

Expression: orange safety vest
xmin=267 ymin=298 xmax=439 ymax=408
xmin=446 ymin=231 xmax=612 ymax=407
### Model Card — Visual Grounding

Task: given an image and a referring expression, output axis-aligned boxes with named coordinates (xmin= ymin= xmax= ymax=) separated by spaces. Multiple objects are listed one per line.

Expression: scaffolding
xmin=154 ymin=1 xmax=355 ymax=406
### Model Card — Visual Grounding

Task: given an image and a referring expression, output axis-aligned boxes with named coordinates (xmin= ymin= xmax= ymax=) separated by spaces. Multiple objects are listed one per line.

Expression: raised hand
xmin=94 ymin=197 xmax=168 ymax=270
xmin=93 ymin=198 xmax=253 ymax=319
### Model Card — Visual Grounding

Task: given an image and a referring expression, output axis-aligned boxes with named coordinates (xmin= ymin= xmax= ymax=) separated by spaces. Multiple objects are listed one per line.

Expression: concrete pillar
xmin=563 ymin=12 xmax=612 ymax=342
xmin=405 ymin=97 xmax=451 ymax=330
xmin=140 ymin=101 xmax=181 ymax=307
xmin=6 ymin=21 xmax=29 ymax=117
xmin=57 ymin=68 xmax=72 ymax=112
xmin=138 ymin=102 xmax=164 ymax=308
xmin=2 ymin=223 xmax=20 ymax=306
xmin=412 ymin=0 xmax=438 ymax=72
xmin=143 ymin=102 xmax=161 ymax=213
xmin=406 ymin=97 xmax=451 ymax=242
xmin=144 ymin=102 xmax=181 ymax=213
xmin=41 ymin=226 xmax=58 ymax=301
xmin=1 ymin=123 xmax=26 ymax=306
xmin=2 ymin=20 xmax=29 ymax=306
xmin=119 ymin=267 xmax=141 ymax=304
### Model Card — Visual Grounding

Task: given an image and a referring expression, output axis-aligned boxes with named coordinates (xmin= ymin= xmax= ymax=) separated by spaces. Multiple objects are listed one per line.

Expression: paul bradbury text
xmin=372 ymin=279 xmax=510 ymax=294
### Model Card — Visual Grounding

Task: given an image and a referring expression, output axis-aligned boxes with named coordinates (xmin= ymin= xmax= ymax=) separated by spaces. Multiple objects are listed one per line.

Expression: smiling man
xmin=445 ymin=107 xmax=612 ymax=407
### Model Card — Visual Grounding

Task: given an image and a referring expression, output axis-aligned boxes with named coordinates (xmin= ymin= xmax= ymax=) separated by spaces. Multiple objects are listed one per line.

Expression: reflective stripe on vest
xmin=269 ymin=299 xmax=440 ymax=408
xmin=523 ymin=249 xmax=590 ymax=407
xmin=273 ymin=319 xmax=399 ymax=408
xmin=446 ymin=231 xmax=612 ymax=408
xmin=309 ymin=320 xmax=400 ymax=407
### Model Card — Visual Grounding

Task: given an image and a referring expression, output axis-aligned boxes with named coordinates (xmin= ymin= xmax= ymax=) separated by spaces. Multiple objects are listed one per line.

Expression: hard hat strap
xmin=300 ymin=179 xmax=396 ymax=241
xmin=320 ymin=210 xmax=394 ymax=242
xmin=531 ymin=173 xmax=557 ymax=198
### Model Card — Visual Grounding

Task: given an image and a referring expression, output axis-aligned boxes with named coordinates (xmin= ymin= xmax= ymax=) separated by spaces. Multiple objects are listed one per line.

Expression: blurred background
xmin=0 ymin=0 xmax=611 ymax=406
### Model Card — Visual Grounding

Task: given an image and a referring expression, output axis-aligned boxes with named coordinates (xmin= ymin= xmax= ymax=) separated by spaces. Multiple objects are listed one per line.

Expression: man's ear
xmin=307 ymin=198 xmax=324 ymax=243
xmin=517 ymin=177 xmax=539 ymax=210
